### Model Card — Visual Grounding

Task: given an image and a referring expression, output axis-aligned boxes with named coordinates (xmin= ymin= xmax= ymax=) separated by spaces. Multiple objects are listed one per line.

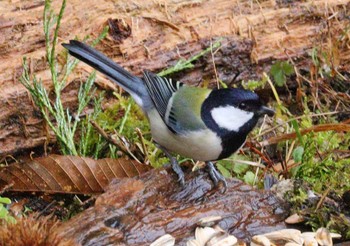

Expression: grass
xmin=157 ymin=38 xmax=222 ymax=77
xmin=20 ymin=0 xmax=108 ymax=156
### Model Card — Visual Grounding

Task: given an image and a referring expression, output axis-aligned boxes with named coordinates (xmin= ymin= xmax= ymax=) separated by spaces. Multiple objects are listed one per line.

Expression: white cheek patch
xmin=211 ymin=106 xmax=254 ymax=132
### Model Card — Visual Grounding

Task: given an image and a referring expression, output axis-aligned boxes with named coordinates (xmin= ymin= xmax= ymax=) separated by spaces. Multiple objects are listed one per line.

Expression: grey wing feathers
xmin=143 ymin=71 xmax=183 ymax=132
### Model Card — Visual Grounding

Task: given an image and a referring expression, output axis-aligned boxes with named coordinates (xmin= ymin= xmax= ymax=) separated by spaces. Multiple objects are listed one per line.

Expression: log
xmin=0 ymin=0 xmax=349 ymax=157
xmin=53 ymin=166 xmax=289 ymax=245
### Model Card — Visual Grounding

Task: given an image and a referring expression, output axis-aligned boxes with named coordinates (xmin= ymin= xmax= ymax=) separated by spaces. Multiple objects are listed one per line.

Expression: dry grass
xmin=0 ymin=214 xmax=75 ymax=246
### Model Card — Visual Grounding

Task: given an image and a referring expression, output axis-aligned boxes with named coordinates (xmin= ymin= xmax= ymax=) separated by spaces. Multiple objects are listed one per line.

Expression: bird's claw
xmin=170 ymin=157 xmax=185 ymax=187
xmin=206 ymin=161 xmax=228 ymax=193
xmin=156 ymin=144 xmax=185 ymax=186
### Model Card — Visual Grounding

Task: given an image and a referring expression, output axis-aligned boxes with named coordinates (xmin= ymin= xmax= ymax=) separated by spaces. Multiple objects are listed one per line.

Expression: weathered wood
xmin=53 ymin=166 xmax=289 ymax=245
xmin=0 ymin=0 xmax=349 ymax=157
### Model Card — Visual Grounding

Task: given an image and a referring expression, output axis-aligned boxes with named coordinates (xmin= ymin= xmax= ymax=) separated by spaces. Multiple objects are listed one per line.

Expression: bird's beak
xmin=258 ymin=106 xmax=275 ymax=117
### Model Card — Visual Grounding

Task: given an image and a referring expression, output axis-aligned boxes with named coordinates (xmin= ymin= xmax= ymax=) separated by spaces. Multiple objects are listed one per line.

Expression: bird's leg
xmin=169 ymin=156 xmax=185 ymax=186
xmin=155 ymin=144 xmax=185 ymax=186
xmin=206 ymin=161 xmax=227 ymax=190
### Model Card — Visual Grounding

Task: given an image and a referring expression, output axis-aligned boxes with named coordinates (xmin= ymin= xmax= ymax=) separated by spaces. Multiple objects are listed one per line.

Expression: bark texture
xmin=54 ymin=166 xmax=289 ymax=245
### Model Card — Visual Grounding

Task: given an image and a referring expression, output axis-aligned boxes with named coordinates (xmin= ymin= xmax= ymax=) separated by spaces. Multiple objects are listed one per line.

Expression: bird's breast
xmin=147 ymin=109 xmax=223 ymax=161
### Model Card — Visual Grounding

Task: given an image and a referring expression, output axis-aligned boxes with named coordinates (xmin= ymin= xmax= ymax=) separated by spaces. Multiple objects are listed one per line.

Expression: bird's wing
xmin=143 ymin=71 xmax=210 ymax=134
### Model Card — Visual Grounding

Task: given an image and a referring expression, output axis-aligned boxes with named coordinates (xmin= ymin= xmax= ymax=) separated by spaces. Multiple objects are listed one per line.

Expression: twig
xmin=38 ymin=200 xmax=57 ymax=217
xmin=261 ymin=123 xmax=350 ymax=146
xmin=143 ymin=16 xmax=180 ymax=31
xmin=226 ymin=159 xmax=265 ymax=168
xmin=315 ymin=187 xmax=331 ymax=211
xmin=254 ymin=111 xmax=340 ymax=139
xmin=90 ymin=120 xmax=142 ymax=163
xmin=264 ymin=72 xmax=282 ymax=106
xmin=245 ymin=142 xmax=274 ymax=167
xmin=210 ymin=39 xmax=219 ymax=89
xmin=157 ymin=39 xmax=222 ymax=77
xmin=0 ymin=182 xmax=14 ymax=195
xmin=90 ymin=120 xmax=123 ymax=150
xmin=136 ymin=128 xmax=148 ymax=164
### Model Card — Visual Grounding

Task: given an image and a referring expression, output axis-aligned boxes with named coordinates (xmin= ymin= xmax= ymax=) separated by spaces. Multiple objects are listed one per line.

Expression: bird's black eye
xmin=239 ymin=102 xmax=247 ymax=110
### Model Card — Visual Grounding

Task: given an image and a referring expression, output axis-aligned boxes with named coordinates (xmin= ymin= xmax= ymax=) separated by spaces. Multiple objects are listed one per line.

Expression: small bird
xmin=63 ymin=40 xmax=274 ymax=188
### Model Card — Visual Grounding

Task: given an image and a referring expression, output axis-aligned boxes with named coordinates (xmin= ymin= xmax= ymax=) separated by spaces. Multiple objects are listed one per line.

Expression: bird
xmin=62 ymin=40 xmax=275 ymax=189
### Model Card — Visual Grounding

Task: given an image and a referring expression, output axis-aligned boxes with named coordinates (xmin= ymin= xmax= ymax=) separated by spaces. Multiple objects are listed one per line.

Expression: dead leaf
xmin=0 ymin=155 xmax=151 ymax=194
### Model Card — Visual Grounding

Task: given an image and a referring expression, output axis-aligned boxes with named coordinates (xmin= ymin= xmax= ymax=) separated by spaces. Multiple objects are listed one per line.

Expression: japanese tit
xmin=63 ymin=40 xmax=274 ymax=188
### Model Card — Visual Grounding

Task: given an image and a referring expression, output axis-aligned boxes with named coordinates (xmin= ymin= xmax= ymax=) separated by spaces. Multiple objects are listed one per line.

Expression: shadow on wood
xmin=55 ymin=165 xmax=289 ymax=245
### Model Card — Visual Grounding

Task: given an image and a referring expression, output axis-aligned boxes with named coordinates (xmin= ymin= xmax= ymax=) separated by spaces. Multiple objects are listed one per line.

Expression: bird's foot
xmin=155 ymin=143 xmax=186 ymax=186
xmin=206 ymin=161 xmax=227 ymax=192
xmin=170 ymin=157 xmax=185 ymax=186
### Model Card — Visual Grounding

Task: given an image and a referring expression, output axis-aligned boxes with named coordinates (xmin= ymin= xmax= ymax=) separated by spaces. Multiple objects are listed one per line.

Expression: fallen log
xmin=54 ymin=166 xmax=289 ymax=245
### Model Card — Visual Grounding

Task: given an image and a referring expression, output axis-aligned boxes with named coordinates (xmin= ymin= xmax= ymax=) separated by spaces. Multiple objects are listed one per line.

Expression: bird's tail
xmin=62 ymin=40 xmax=149 ymax=107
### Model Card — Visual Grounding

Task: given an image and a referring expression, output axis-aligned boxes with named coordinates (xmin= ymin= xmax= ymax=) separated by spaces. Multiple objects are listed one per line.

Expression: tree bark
xmin=53 ymin=166 xmax=289 ymax=245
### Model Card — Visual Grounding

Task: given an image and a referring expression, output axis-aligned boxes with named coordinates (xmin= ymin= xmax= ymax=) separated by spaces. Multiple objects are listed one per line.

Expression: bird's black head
xmin=201 ymin=88 xmax=274 ymax=159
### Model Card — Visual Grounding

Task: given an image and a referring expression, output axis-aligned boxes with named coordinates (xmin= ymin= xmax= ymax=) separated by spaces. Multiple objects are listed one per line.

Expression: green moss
xmin=294 ymin=131 xmax=350 ymax=193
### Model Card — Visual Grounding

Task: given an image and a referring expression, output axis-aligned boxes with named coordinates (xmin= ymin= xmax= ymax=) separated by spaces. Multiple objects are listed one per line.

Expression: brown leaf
xmin=0 ymin=155 xmax=151 ymax=194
